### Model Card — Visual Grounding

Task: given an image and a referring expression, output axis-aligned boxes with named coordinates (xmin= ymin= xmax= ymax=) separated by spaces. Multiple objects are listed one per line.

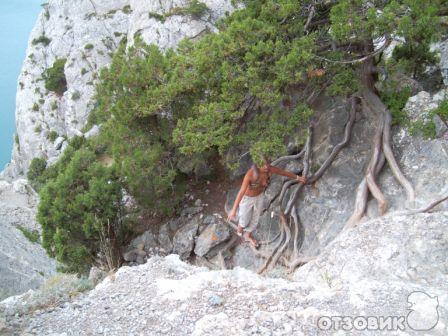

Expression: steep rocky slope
xmin=0 ymin=179 xmax=57 ymax=300
xmin=1 ymin=212 xmax=446 ymax=335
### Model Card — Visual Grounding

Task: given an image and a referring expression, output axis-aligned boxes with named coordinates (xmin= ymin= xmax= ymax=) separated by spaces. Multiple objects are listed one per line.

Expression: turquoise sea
xmin=0 ymin=0 xmax=42 ymax=171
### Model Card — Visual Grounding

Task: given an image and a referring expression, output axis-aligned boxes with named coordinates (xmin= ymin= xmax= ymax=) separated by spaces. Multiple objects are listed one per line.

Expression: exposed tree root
xmin=259 ymin=232 xmax=281 ymax=246
xmin=345 ymin=83 xmax=415 ymax=229
xmin=382 ymin=106 xmax=415 ymax=203
xmin=257 ymin=215 xmax=286 ymax=274
xmin=271 ymin=147 xmax=305 ymax=166
xmin=410 ymin=194 xmax=448 ymax=213
xmin=392 ymin=193 xmax=448 ymax=216
xmin=364 ymin=101 xmax=388 ymax=215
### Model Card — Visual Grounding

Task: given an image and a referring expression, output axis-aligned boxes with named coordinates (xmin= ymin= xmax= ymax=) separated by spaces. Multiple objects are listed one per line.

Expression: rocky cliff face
xmin=1 ymin=0 xmax=235 ymax=180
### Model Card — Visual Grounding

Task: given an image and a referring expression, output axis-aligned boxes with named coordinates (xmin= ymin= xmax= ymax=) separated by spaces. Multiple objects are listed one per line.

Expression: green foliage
xmin=409 ymin=98 xmax=448 ymax=139
xmin=409 ymin=119 xmax=436 ymax=139
xmin=37 ymin=147 xmax=125 ymax=274
xmin=148 ymin=12 xmax=166 ymax=22
xmin=81 ymin=68 xmax=88 ymax=75
xmin=380 ymin=85 xmax=413 ymax=126
xmin=431 ymin=98 xmax=448 ymax=122
xmin=15 ymin=133 xmax=19 ymax=146
xmin=167 ymin=0 xmax=209 ymax=19
xmin=51 ymin=101 xmax=58 ymax=110
xmin=17 ymin=225 xmax=40 ymax=244
xmin=43 ymin=59 xmax=67 ymax=96
xmin=72 ymin=91 xmax=81 ymax=100
xmin=32 ymin=35 xmax=51 ymax=46
xmin=34 ymin=124 xmax=42 ymax=133
xmin=47 ymin=130 xmax=58 ymax=142
xmin=391 ymin=43 xmax=438 ymax=79
xmin=28 ymin=157 xmax=47 ymax=190
xmin=122 ymin=5 xmax=132 ymax=14
xmin=32 ymin=103 xmax=39 ymax=112
xmin=327 ymin=68 xmax=359 ymax=97
xmin=84 ymin=43 xmax=94 ymax=50
xmin=88 ymin=39 xmax=185 ymax=214
xmin=330 ymin=0 xmax=443 ymax=79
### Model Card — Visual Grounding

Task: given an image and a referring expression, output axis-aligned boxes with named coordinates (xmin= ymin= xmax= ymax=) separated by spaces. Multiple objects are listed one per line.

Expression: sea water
xmin=0 ymin=0 xmax=42 ymax=171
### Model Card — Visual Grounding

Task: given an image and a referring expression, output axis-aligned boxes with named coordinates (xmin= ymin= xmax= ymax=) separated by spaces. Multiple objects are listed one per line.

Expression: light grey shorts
xmin=237 ymin=193 xmax=265 ymax=233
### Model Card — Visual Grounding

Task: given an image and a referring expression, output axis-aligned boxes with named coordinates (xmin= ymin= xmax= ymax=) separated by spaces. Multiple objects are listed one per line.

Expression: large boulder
xmin=172 ymin=216 xmax=200 ymax=259
xmin=194 ymin=215 xmax=231 ymax=257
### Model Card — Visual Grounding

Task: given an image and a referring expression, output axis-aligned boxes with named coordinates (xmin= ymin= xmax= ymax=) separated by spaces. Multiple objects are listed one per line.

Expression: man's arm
xmin=270 ymin=166 xmax=307 ymax=183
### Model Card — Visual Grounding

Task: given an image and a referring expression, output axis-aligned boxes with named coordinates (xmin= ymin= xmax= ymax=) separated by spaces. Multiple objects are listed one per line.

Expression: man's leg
xmin=243 ymin=194 xmax=265 ymax=247
xmin=236 ymin=195 xmax=253 ymax=236
xmin=245 ymin=193 xmax=264 ymax=233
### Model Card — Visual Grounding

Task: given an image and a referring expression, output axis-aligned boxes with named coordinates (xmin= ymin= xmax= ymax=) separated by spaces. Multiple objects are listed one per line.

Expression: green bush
xmin=17 ymin=225 xmax=40 ymax=244
xmin=47 ymin=130 xmax=58 ymax=142
xmin=148 ymin=12 xmax=166 ymax=22
xmin=409 ymin=119 xmax=437 ymax=139
xmin=381 ymin=85 xmax=413 ymax=126
xmin=34 ymin=125 xmax=42 ymax=133
xmin=168 ymin=0 xmax=209 ymax=19
xmin=43 ymin=59 xmax=67 ymax=96
xmin=81 ymin=68 xmax=88 ymax=75
xmin=72 ymin=91 xmax=81 ymax=100
xmin=431 ymin=98 xmax=448 ymax=122
xmin=32 ymin=35 xmax=51 ymax=46
xmin=28 ymin=157 xmax=47 ymax=190
xmin=409 ymin=98 xmax=448 ymax=139
xmin=84 ymin=43 xmax=94 ymax=50
xmin=32 ymin=103 xmax=40 ymax=112
xmin=38 ymin=148 xmax=126 ymax=274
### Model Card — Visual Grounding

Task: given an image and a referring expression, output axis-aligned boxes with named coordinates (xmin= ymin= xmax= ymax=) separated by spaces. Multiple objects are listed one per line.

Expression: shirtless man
xmin=226 ymin=157 xmax=306 ymax=247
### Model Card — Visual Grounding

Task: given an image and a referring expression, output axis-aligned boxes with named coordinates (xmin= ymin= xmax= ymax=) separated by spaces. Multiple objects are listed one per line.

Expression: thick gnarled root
xmin=345 ymin=89 xmax=415 ymax=230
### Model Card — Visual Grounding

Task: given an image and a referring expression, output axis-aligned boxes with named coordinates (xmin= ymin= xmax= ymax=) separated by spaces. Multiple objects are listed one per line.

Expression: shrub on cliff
xmin=43 ymin=58 xmax=67 ymax=96
xmin=37 ymin=148 xmax=126 ymax=273
xmin=28 ymin=157 xmax=47 ymax=191
xmin=32 ymin=35 xmax=51 ymax=46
